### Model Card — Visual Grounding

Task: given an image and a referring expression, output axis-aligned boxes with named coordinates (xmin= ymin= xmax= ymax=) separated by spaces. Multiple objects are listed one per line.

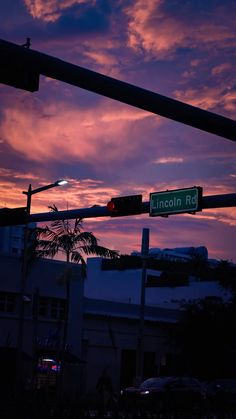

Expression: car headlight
xmin=140 ymin=390 xmax=150 ymax=395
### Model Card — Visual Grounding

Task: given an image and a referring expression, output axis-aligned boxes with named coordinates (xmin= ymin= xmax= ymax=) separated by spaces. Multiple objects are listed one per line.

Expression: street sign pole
xmin=136 ymin=228 xmax=149 ymax=385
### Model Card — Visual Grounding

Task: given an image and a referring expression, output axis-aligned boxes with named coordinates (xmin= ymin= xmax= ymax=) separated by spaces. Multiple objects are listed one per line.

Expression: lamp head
xmin=55 ymin=179 xmax=68 ymax=186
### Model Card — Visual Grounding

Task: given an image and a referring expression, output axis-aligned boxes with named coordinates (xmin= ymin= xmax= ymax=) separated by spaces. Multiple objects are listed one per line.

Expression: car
xmin=205 ymin=378 xmax=236 ymax=409
xmin=120 ymin=376 xmax=206 ymax=414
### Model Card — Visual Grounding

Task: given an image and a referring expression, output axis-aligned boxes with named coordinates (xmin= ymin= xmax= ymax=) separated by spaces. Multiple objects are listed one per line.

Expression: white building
xmin=132 ymin=246 xmax=208 ymax=263
xmin=85 ymin=256 xmax=230 ymax=309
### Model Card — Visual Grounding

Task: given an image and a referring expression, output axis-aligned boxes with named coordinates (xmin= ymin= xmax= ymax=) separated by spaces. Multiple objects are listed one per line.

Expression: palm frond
xmin=38 ymin=227 xmax=58 ymax=242
xmin=71 ymin=251 xmax=87 ymax=277
xmin=71 ymin=251 xmax=86 ymax=265
xmin=35 ymin=205 xmax=119 ymax=272
xmin=48 ymin=204 xmax=73 ymax=235
xmin=74 ymin=218 xmax=83 ymax=233
xmin=79 ymin=244 xmax=119 ymax=258
xmin=73 ymin=231 xmax=98 ymax=247
xmin=36 ymin=242 xmax=60 ymax=259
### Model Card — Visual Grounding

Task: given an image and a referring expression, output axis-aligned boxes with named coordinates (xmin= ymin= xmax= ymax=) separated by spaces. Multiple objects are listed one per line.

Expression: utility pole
xmin=15 ymin=184 xmax=32 ymax=398
xmin=136 ymin=228 xmax=149 ymax=385
xmin=15 ymin=181 xmax=68 ymax=398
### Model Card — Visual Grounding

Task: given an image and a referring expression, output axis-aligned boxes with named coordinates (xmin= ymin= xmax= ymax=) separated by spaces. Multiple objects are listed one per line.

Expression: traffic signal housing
xmin=0 ymin=50 xmax=39 ymax=92
xmin=107 ymin=194 xmax=142 ymax=217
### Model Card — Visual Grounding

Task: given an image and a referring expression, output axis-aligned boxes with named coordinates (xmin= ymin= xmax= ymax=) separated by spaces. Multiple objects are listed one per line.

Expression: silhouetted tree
xmin=175 ymin=297 xmax=236 ymax=379
xmin=216 ymin=260 xmax=236 ymax=296
xmin=36 ymin=203 xmax=119 ymax=322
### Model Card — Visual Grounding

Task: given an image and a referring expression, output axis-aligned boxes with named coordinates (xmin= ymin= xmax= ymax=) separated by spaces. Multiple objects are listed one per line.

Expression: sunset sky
xmin=0 ymin=0 xmax=235 ymax=262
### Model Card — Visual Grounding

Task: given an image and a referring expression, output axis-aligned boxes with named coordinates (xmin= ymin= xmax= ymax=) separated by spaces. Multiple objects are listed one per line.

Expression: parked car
xmin=205 ymin=378 xmax=236 ymax=410
xmin=120 ymin=376 xmax=206 ymax=413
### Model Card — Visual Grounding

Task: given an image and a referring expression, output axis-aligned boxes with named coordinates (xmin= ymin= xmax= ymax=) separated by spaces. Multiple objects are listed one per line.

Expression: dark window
xmin=50 ymin=298 xmax=66 ymax=320
xmin=38 ymin=297 xmax=66 ymax=320
xmin=0 ymin=292 xmax=16 ymax=313
xmin=39 ymin=297 xmax=48 ymax=317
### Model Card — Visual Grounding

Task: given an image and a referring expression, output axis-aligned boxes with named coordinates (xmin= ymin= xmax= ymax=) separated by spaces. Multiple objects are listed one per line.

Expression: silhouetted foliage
xmin=216 ymin=260 xmax=236 ymax=297
xmin=36 ymin=204 xmax=119 ymax=276
xmin=175 ymin=297 xmax=236 ymax=379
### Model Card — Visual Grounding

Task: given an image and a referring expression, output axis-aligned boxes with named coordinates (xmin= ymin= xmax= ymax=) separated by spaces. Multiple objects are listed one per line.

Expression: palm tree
xmin=37 ymin=204 xmax=118 ymax=270
xmin=36 ymin=204 xmax=119 ymax=395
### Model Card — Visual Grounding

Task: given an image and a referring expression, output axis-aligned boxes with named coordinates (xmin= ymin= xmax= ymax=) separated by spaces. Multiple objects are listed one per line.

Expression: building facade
xmin=81 ymin=297 xmax=180 ymax=394
xmin=0 ymin=253 xmax=83 ymax=399
xmin=0 ymin=223 xmax=35 ymax=256
xmin=0 ymin=239 xmax=232 ymax=400
xmin=0 ymin=252 xmax=182 ymax=398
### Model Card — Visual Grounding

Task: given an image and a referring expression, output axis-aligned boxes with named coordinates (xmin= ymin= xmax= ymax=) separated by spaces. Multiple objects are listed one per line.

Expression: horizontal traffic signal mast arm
xmin=29 ymin=193 xmax=236 ymax=223
xmin=0 ymin=38 xmax=235 ymax=141
xmin=202 ymin=193 xmax=236 ymax=209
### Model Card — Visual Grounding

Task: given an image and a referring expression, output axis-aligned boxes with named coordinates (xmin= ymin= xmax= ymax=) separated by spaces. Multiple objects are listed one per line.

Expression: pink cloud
xmin=153 ymin=157 xmax=184 ymax=164
xmin=85 ymin=209 xmax=236 ymax=261
xmin=187 ymin=209 xmax=236 ymax=228
xmin=23 ymin=0 xmax=91 ymax=22
xmin=211 ymin=63 xmax=233 ymax=76
xmin=0 ymin=168 xmax=39 ymax=181
xmin=125 ymin=0 xmax=186 ymax=59
xmin=1 ymin=100 xmax=156 ymax=166
xmin=0 ymin=171 xmax=120 ymax=214
xmin=174 ymin=86 xmax=236 ymax=115
xmin=125 ymin=0 xmax=236 ymax=59
xmin=83 ymin=50 xmax=118 ymax=67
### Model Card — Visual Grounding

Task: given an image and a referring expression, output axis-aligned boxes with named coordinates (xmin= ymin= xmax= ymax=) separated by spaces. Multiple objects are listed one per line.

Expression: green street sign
xmin=150 ymin=187 xmax=202 ymax=217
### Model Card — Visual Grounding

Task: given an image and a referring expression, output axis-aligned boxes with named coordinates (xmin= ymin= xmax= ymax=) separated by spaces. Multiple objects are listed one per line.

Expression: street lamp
xmin=16 ymin=179 xmax=68 ymax=398
xmin=23 ymin=179 xmax=68 ymax=197
xmin=21 ymin=179 xmax=68 ymax=227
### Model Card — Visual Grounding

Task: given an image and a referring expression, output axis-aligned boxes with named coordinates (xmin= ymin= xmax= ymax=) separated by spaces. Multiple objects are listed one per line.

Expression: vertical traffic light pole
xmin=15 ymin=184 xmax=32 ymax=398
xmin=136 ymin=228 xmax=150 ymax=385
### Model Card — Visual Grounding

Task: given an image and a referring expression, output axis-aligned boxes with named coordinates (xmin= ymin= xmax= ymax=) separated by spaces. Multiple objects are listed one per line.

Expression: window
xmin=38 ymin=297 xmax=66 ymax=320
xmin=50 ymin=298 xmax=66 ymax=320
xmin=39 ymin=297 xmax=48 ymax=317
xmin=0 ymin=292 xmax=16 ymax=313
xmin=11 ymin=247 xmax=22 ymax=255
